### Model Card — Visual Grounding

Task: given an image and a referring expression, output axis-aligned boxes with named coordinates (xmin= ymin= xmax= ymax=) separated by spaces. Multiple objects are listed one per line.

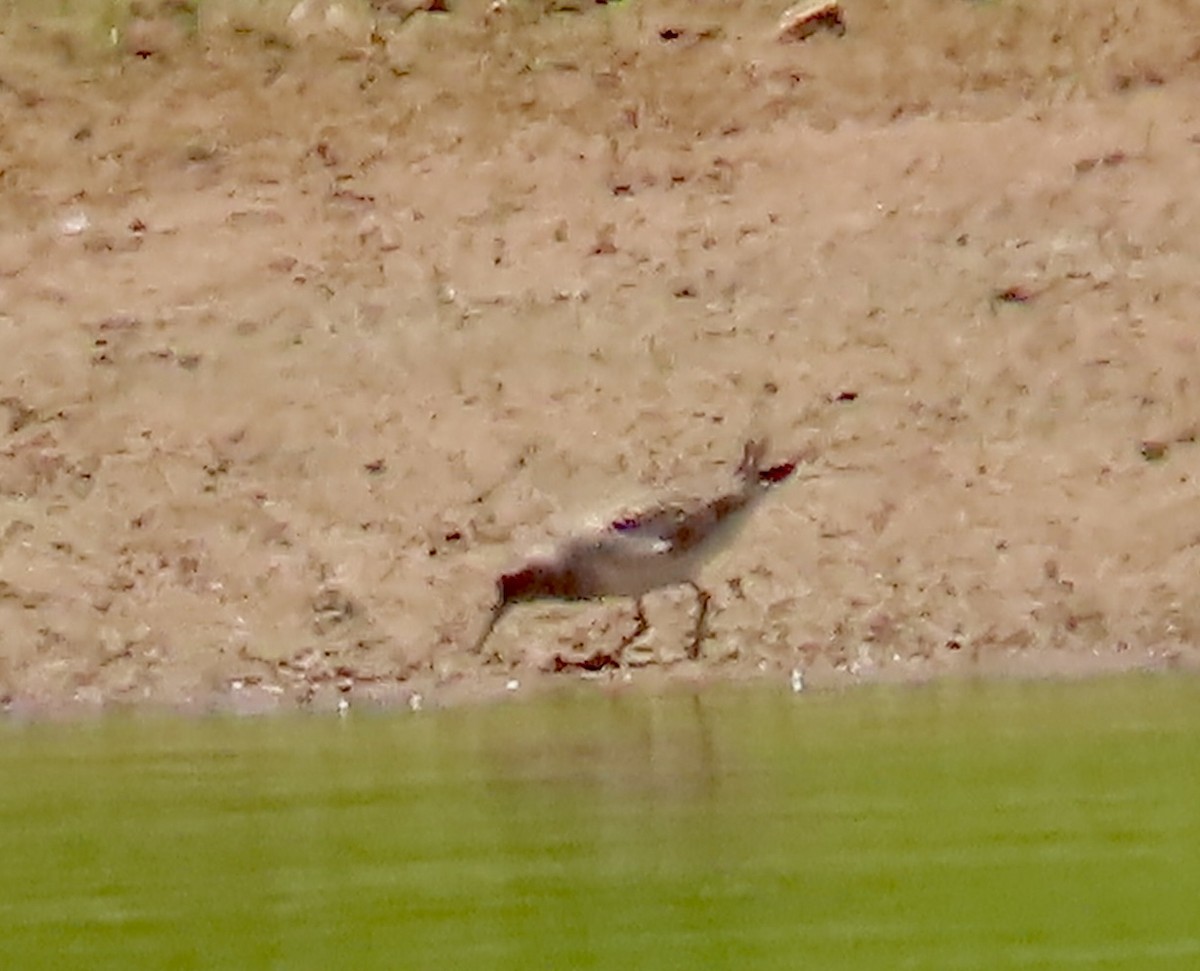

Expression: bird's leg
xmin=470 ymin=600 xmax=510 ymax=659
xmin=618 ymin=597 xmax=650 ymax=659
xmin=685 ymin=581 xmax=712 ymax=660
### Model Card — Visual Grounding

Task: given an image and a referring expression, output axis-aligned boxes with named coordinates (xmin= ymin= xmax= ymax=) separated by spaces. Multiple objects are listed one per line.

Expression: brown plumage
xmin=471 ymin=441 xmax=800 ymax=660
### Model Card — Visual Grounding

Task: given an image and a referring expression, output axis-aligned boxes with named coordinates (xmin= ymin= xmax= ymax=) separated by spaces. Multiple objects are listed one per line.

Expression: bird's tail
xmin=736 ymin=440 xmax=768 ymax=481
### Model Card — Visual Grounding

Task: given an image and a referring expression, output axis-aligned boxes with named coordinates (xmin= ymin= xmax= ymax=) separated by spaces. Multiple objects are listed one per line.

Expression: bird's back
xmin=560 ymin=447 xmax=793 ymax=598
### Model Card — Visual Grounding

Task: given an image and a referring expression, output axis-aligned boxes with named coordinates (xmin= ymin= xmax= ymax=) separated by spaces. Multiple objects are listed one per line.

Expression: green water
xmin=3 ymin=675 xmax=1199 ymax=969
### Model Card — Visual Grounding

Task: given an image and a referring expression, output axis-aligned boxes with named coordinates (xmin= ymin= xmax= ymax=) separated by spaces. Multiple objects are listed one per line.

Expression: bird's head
xmin=498 ymin=559 xmax=570 ymax=605
xmin=471 ymin=557 xmax=573 ymax=656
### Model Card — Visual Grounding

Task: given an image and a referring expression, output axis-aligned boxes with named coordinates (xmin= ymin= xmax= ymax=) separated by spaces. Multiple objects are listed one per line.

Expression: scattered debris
xmin=287 ymin=0 xmax=372 ymax=42
xmin=118 ymin=11 xmax=187 ymax=59
xmin=59 ymin=212 xmax=89 ymax=237
xmin=1074 ymin=150 xmax=1130 ymax=175
xmin=311 ymin=586 xmax=358 ymax=634
xmin=776 ymin=0 xmax=845 ymax=42
xmin=371 ymin=0 xmax=448 ymax=19
xmin=1 ymin=396 xmax=37 ymax=434
xmin=1140 ymin=440 xmax=1169 ymax=462
xmin=656 ymin=26 xmax=723 ymax=46
xmin=993 ymin=285 xmax=1037 ymax=305
xmin=547 ymin=649 xmax=622 ymax=673
xmin=591 ymin=223 xmax=618 ymax=256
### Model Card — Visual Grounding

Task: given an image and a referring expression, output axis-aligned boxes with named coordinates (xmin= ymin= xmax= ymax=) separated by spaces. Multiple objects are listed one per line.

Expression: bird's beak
xmin=470 ymin=598 xmax=510 ymax=655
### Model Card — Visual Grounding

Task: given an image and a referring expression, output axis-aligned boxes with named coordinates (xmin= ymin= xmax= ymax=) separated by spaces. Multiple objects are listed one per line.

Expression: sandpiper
xmin=471 ymin=441 xmax=801 ymax=661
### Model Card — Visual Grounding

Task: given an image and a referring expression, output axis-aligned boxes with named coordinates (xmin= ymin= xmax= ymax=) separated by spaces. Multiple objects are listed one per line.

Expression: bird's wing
xmin=605 ymin=503 xmax=690 ymax=552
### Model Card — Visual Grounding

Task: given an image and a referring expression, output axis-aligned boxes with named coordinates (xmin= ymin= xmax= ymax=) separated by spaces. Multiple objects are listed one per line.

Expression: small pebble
xmin=60 ymin=212 xmax=90 ymax=236
xmin=1140 ymin=440 xmax=1168 ymax=462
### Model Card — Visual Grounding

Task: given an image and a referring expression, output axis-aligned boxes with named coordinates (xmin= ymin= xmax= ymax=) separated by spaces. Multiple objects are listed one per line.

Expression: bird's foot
xmin=685 ymin=582 xmax=712 ymax=660
xmin=615 ymin=598 xmax=652 ymax=664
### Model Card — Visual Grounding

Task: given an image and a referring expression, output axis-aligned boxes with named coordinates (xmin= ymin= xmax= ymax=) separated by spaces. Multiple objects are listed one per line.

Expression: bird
xmin=470 ymin=440 xmax=801 ymax=662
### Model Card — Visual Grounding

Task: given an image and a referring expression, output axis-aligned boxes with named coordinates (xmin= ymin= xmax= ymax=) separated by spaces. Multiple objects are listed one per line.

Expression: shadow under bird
xmin=471 ymin=441 xmax=801 ymax=660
